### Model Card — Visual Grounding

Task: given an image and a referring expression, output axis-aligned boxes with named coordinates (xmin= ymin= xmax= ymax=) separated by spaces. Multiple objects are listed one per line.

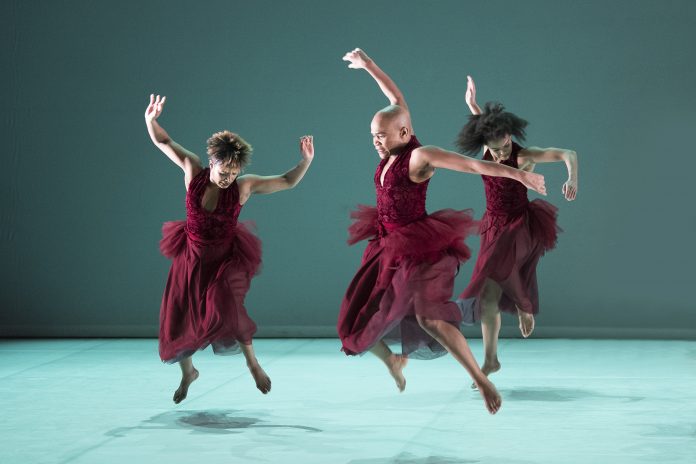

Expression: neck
xmin=390 ymin=139 xmax=412 ymax=156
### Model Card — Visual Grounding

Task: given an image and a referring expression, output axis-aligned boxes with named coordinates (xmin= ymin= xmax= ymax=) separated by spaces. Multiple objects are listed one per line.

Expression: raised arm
xmin=519 ymin=147 xmax=578 ymax=200
xmin=237 ymin=136 xmax=314 ymax=202
xmin=144 ymin=94 xmax=202 ymax=176
xmin=342 ymin=48 xmax=409 ymax=112
xmin=412 ymin=145 xmax=547 ymax=195
xmin=465 ymin=75 xmax=482 ymax=115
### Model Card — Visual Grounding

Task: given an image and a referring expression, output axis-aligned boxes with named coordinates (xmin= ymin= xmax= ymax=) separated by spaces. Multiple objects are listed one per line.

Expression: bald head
xmin=373 ymin=105 xmax=411 ymax=131
xmin=370 ymin=105 xmax=413 ymax=158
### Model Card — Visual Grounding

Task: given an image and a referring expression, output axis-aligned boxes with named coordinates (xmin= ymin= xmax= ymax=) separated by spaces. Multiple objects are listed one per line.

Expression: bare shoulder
xmin=412 ymin=144 xmax=441 ymax=159
xmin=410 ymin=146 xmax=437 ymax=181
xmin=236 ymin=174 xmax=256 ymax=204
xmin=183 ymin=156 xmax=204 ymax=175
xmin=236 ymin=173 xmax=254 ymax=189
xmin=518 ymin=146 xmax=541 ymax=157
xmin=183 ymin=158 xmax=203 ymax=190
xmin=516 ymin=148 xmax=537 ymax=171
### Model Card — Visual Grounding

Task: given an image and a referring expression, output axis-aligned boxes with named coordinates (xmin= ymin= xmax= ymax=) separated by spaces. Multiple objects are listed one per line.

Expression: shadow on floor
xmin=106 ymin=409 xmax=322 ymax=437
xmin=639 ymin=423 xmax=696 ymax=438
xmin=504 ymin=387 xmax=644 ymax=403
xmin=348 ymin=452 xmax=479 ymax=464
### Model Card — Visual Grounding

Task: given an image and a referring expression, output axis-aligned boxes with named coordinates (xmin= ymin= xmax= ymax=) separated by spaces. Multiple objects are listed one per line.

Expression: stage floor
xmin=1 ymin=338 xmax=695 ymax=464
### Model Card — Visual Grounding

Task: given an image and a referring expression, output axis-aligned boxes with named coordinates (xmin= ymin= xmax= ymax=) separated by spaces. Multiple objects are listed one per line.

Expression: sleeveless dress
xmin=457 ymin=142 xmax=561 ymax=320
xmin=337 ymin=136 xmax=478 ymax=360
xmin=158 ymin=168 xmax=262 ymax=363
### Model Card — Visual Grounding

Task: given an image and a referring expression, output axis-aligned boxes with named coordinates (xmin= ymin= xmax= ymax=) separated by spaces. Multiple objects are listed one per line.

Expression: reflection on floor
xmin=1 ymin=339 xmax=695 ymax=464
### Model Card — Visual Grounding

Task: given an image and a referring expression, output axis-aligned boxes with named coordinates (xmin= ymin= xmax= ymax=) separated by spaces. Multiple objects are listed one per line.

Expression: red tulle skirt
xmin=338 ymin=206 xmax=478 ymax=359
xmin=158 ymin=220 xmax=262 ymax=363
xmin=458 ymin=199 xmax=561 ymax=320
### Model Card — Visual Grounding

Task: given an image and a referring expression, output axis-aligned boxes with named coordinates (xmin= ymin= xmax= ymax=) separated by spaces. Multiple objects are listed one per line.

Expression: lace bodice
xmin=375 ymin=136 xmax=429 ymax=228
xmin=482 ymin=142 xmax=529 ymax=216
xmin=185 ymin=168 xmax=242 ymax=242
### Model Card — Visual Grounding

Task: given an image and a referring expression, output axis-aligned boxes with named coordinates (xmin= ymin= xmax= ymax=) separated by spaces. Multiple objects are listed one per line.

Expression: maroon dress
xmin=337 ymin=136 xmax=478 ymax=359
xmin=158 ymin=168 xmax=262 ymax=363
xmin=458 ymin=142 xmax=561 ymax=320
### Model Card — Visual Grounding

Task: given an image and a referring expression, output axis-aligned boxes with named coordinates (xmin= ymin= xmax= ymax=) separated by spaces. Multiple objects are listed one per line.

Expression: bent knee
xmin=480 ymin=299 xmax=500 ymax=319
xmin=416 ymin=315 xmax=441 ymax=332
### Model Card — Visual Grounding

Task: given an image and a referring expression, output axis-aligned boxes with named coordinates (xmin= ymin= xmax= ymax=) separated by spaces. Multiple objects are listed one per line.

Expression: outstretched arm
xmin=519 ymin=147 xmax=578 ymax=200
xmin=412 ymin=146 xmax=547 ymax=195
xmin=342 ymin=48 xmax=409 ymax=112
xmin=144 ymin=94 xmax=202 ymax=176
xmin=238 ymin=136 xmax=314 ymax=200
xmin=465 ymin=75 xmax=482 ymax=115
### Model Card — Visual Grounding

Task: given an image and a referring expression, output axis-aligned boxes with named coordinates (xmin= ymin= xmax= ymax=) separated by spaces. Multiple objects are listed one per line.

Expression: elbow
xmin=282 ymin=175 xmax=298 ymax=190
xmin=154 ymin=137 xmax=172 ymax=147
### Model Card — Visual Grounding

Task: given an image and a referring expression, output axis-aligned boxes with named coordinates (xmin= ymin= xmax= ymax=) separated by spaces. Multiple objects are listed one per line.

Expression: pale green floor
xmin=1 ymin=338 xmax=695 ymax=464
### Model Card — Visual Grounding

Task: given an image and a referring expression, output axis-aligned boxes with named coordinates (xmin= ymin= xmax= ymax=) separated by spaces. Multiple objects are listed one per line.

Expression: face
xmin=486 ymin=134 xmax=512 ymax=161
xmin=209 ymin=159 xmax=240 ymax=188
xmin=370 ymin=113 xmax=410 ymax=159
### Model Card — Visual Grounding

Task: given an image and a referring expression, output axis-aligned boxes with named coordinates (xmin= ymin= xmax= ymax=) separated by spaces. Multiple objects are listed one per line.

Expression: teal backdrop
xmin=1 ymin=0 xmax=694 ymax=338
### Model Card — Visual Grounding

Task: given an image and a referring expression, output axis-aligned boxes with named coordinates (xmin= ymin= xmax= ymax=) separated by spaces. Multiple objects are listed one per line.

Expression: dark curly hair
xmin=455 ymin=102 xmax=528 ymax=156
xmin=206 ymin=130 xmax=252 ymax=168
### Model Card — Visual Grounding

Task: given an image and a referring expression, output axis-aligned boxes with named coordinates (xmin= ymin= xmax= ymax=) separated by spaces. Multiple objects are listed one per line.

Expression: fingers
xmin=149 ymin=94 xmax=154 ymax=105
xmin=342 ymin=49 xmax=360 ymax=61
xmin=154 ymin=94 xmax=165 ymax=113
xmin=342 ymin=48 xmax=366 ymax=67
xmin=563 ymin=182 xmax=577 ymax=201
xmin=299 ymin=135 xmax=314 ymax=150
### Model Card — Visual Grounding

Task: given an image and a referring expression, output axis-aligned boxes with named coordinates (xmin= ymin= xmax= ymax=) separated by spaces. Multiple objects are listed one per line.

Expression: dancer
xmin=145 ymin=94 xmax=314 ymax=403
xmin=455 ymin=76 xmax=578 ymax=387
xmin=337 ymin=49 xmax=547 ymax=414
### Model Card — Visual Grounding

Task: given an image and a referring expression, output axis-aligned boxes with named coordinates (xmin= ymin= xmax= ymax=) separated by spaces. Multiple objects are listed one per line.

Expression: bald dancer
xmin=336 ymin=48 xmax=547 ymax=414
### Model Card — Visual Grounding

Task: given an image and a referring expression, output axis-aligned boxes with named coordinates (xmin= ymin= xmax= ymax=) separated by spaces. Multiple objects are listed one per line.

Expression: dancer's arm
xmin=342 ymin=48 xmax=410 ymax=112
xmin=465 ymin=75 xmax=482 ymax=115
xmin=463 ymin=76 xmax=488 ymax=158
xmin=519 ymin=147 xmax=578 ymax=200
xmin=144 ymin=94 xmax=202 ymax=180
xmin=411 ymin=146 xmax=547 ymax=195
xmin=237 ymin=136 xmax=314 ymax=200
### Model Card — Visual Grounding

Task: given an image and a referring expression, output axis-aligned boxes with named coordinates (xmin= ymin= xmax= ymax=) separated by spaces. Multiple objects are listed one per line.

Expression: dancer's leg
xmin=477 ymin=279 xmax=503 ymax=386
xmin=416 ymin=314 xmax=502 ymax=414
xmin=369 ymin=340 xmax=408 ymax=392
xmin=240 ymin=342 xmax=271 ymax=394
xmin=173 ymin=356 xmax=199 ymax=404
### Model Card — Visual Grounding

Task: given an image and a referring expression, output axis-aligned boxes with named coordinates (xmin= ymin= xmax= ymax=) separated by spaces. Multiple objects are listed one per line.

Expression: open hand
xmin=562 ymin=179 xmax=577 ymax=201
xmin=300 ymin=135 xmax=314 ymax=161
xmin=342 ymin=48 xmax=372 ymax=69
xmin=465 ymin=75 xmax=477 ymax=108
xmin=145 ymin=94 xmax=166 ymax=123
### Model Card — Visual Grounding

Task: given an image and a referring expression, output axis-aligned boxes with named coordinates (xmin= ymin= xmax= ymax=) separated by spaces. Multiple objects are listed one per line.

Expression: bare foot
xmin=517 ymin=309 xmax=535 ymax=338
xmin=386 ymin=354 xmax=408 ymax=392
xmin=474 ymin=376 xmax=502 ymax=414
xmin=471 ymin=359 xmax=501 ymax=390
xmin=173 ymin=368 xmax=199 ymax=404
xmin=248 ymin=363 xmax=271 ymax=394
